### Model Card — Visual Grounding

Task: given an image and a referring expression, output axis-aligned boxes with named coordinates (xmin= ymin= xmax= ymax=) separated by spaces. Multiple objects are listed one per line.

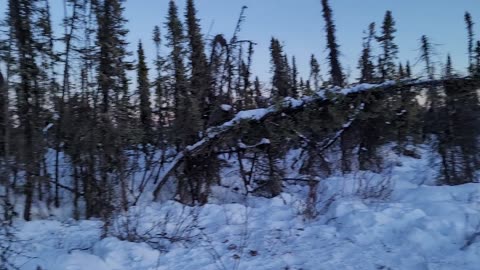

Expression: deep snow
xmin=2 ymin=146 xmax=480 ymax=270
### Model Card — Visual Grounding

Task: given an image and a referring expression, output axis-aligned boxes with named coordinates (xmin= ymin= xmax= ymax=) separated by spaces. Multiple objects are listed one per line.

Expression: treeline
xmin=0 ymin=0 xmax=479 ymax=222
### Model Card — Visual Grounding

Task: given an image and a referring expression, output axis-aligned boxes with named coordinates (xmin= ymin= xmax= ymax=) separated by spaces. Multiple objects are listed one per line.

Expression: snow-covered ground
xmin=3 ymin=148 xmax=480 ymax=270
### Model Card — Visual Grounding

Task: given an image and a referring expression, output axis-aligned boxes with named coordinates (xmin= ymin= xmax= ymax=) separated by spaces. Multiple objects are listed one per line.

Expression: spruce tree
xmin=419 ymin=35 xmax=435 ymax=80
xmin=378 ymin=11 xmax=398 ymax=80
xmin=474 ymin=41 xmax=480 ymax=77
xmin=185 ymin=0 xmax=211 ymax=129
xmin=305 ymin=80 xmax=312 ymax=94
xmin=269 ymin=38 xmax=290 ymax=98
xmin=0 ymin=71 xmax=6 ymax=160
xmin=418 ymin=35 xmax=438 ymax=113
xmin=166 ymin=0 xmax=200 ymax=148
xmin=465 ymin=12 xmax=474 ymax=74
xmin=321 ymin=0 xmax=344 ymax=86
xmin=358 ymin=22 xmax=376 ymax=83
xmin=38 ymin=0 xmax=63 ymax=208
xmin=377 ymin=57 xmax=386 ymax=80
xmin=96 ymin=0 xmax=131 ymax=115
xmin=310 ymin=54 xmax=321 ymax=91
xmin=291 ymin=56 xmax=299 ymax=98
xmin=8 ymin=0 xmax=43 ymax=221
xmin=299 ymin=78 xmax=305 ymax=96
xmin=241 ymin=42 xmax=255 ymax=108
xmin=445 ymin=54 xmax=453 ymax=78
xmin=137 ymin=41 xmax=152 ymax=143
xmin=152 ymin=25 xmax=165 ymax=124
xmin=94 ymin=0 xmax=133 ymax=221
xmin=253 ymin=76 xmax=265 ymax=107
xmin=398 ymin=63 xmax=405 ymax=79
xmin=405 ymin=61 xmax=412 ymax=78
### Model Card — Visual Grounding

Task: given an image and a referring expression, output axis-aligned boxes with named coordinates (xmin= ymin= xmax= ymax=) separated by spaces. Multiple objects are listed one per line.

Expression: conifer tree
xmin=445 ymin=54 xmax=453 ymax=78
xmin=93 ymin=0 xmax=133 ymax=221
xmin=241 ymin=42 xmax=255 ymax=107
xmin=419 ymin=35 xmax=435 ymax=79
xmin=185 ymin=0 xmax=211 ymax=129
xmin=152 ymin=25 xmax=165 ymax=124
xmin=291 ymin=56 xmax=299 ymax=98
xmin=299 ymin=78 xmax=305 ymax=96
xmin=398 ymin=63 xmax=405 ymax=79
xmin=464 ymin=12 xmax=475 ymax=74
xmin=418 ymin=35 xmax=439 ymax=113
xmin=0 ymin=71 xmax=7 ymax=162
xmin=96 ymin=0 xmax=131 ymax=116
xmin=253 ymin=76 xmax=266 ymax=107
xmin=310 ymin=54 xmax=321 ymax=91
xmin=305 ymin=80 xmax=312 ymax=94
xmin=405 ymin=61 xmax=412 ymax=78
xmin=474 ymin=41 xmax=480 ymax=77
xmin=166 ymin=0 xmax=200 ymax=148
xmin=378 ymin=11 xmax=398 ymax=80
xmin=137 ymin=41 xmax=152 ymax=143
xmin=269 ymin=38 xmax=290 ymax=98
xmin=8 ymin=0 xmax=43 ymax=221
xmin=359 ymin=22 xmax=376 ymax=83
xmin=377 ymin=57 xmax=386 ymax=80
xmin=321 ymin=0 xmax=344 ymax=86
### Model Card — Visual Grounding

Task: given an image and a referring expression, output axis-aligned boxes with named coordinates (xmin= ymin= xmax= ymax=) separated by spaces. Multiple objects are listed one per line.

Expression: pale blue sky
xmin=121 ymin=0 xmax=479 ymax=81
xmin=1 ymin=0 xmax=479 ymax=82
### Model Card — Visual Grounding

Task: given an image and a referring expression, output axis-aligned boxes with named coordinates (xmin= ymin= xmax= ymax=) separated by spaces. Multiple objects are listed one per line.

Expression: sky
xmin=1 ymin=0 xmax=480 ymax=83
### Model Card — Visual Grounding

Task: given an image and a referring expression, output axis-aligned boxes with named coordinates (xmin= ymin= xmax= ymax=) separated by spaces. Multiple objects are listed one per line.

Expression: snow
xmin=42 ymin=123 xmax=54 ymax=133
xmin=220 ymin=104 xmax=232 ymax=111
xmin=3 ymin=148 xmax=480 ymax=270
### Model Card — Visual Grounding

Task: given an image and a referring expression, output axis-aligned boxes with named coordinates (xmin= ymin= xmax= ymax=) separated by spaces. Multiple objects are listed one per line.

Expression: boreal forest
xmin=0 ymin=0 xmax=479 ymax=269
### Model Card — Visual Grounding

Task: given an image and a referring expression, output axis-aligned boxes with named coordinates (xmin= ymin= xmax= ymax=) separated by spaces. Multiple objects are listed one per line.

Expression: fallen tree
xmin=153 ymin=77 xmax=475 ymax=200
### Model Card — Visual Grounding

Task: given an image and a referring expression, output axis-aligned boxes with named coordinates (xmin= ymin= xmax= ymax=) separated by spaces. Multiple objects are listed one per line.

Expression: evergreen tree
xmin=377 ymin=57 xmax=386 ymax=80
xmin=269 ymin=38 xmax=290 ymax=98
xmin=405 ymin=61 xmax=412 ymax=78
xmin=0 ymin=71 xmax=7 ymax=161
xmin=185 ymin=0 xmax=211 ymax=129
xmin=321 ymin=0 xmax=344 ymax=86
xmin=474 ymin=41 xmax=480 ymax=77
xmin=464 ymin=12 xmax=475 ymax=74
xmin=378 ymin=11 xmax=398 ymax=80
xmin=445 ymin=54 xmax=453 ymax=78
xmin=310 ymin=54 xmax=321 ymax=91
xmin=291 ymin=56 xmax=299 ymax=98
xmin=358 ymin=22 xmax=376 ymax=83
xmin=166 ymin=0 xmax=200 ymax=148
xmin=419 ymin=35 xmax=435 ymax=80
xmin=8 ymin=0 xmax=44 ymax=220
xmin=95 ymin=0 xmax=131 ymax=116
xmin=136 ymin=41 xmax=152 ymax=143
xmin=253 ymin=76 xmax=266 ymax=107
xmin=418 ymin=35 xmax=438 ymax=113
xmin=152 ymin=25 xmax=165 ymax=124
xmin=93 ymin=0 xmax=133 ymax=221
xmin=241 ymin=41 xmax=255 ymax=108
xmin=398 ymin=63 xmax=405 ymax=79
xmin=305 ymin=80 xmax=312 ymax=94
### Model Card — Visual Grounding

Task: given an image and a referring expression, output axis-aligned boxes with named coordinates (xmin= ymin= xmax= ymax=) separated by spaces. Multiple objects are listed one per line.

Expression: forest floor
xmin=3 ymin=146 xmax=480 ymax=270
